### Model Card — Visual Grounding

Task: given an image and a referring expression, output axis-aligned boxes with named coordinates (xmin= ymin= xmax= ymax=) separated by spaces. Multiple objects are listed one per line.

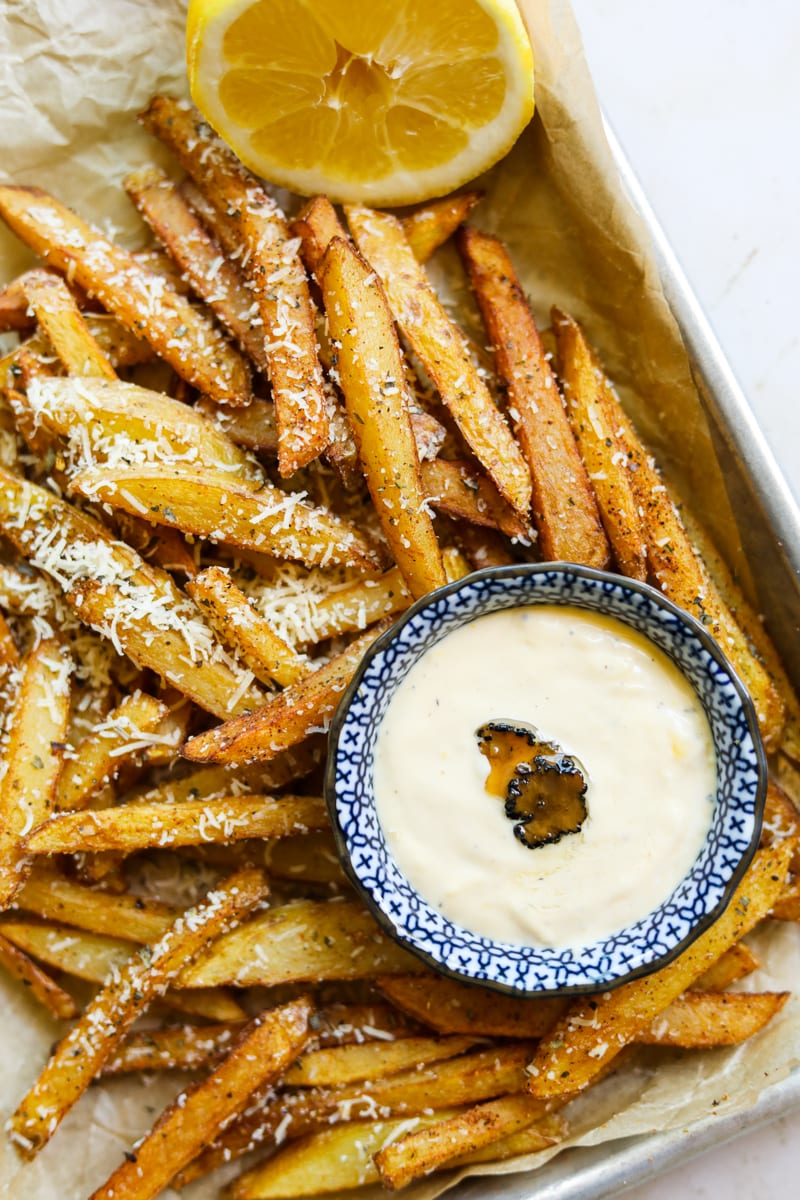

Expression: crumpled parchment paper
xmin=0 ymin=1 xmax=798 ymax=1197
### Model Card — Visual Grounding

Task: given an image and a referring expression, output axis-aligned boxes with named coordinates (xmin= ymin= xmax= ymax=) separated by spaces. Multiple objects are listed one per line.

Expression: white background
xmin=570 ymin=0 xmax=800 ymax=1193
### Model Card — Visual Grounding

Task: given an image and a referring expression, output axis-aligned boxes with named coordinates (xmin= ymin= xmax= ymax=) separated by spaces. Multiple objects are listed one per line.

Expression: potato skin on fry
xmin=551 ymin=307 xmax=645 ymax=578
xmin=346 ymin=204 xmax=532 ymax=517
xmin=319 ymin=237 xmax=446 ymax=599
xmin=0 ymin=184 xmax=250 ymax=405
xmin=458 ymin=229 xmax=608 ymax=568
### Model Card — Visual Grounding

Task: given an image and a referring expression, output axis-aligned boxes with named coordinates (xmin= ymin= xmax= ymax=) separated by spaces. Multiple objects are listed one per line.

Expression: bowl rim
xmin=325 ymin=562 xmax=768 ymax=998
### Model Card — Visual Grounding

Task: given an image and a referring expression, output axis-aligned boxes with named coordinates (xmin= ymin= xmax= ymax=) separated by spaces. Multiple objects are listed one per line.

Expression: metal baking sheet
xmin=448 ymin=122 xmax=800 ymax=1200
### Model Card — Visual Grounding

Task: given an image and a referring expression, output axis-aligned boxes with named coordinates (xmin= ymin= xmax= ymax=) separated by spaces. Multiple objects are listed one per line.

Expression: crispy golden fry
xmin=124 ymin=166 xmax=270 ymax=375
xmin=375 ymin=1093 xmax=561 ymax=1190
xmin=301 ymin=542 xmax=467 ymax=647
xmin=320 ymin=237 xmax=447 ymax=599
xmin=640 ymin=991 xmax=789 ymax=1047
xmin=402 ymin=192 xmax=483 ymax=262
xmin=140 ymin=96 xmax=328 ymax=475
xmin=181 ymin=896 xmax=419 ymax=988
xmin=284 ymin=1034 xmax=480 ymax=1088
xmin=551 ymin=308 xmax=645 ymax=578
xmin=421 ymin=457 xmax=531 ymax=539
xmin=187 ymin=567 xmax=309 ymax=686
xmin=0 ymin=184 xmax=250 ymax=405
xmin=0 ymin=609 xmax=19 ymax=680
xmin=613 ymin=403 xmax=786 ymax=751
xmin=527 ymin=841 xmax=795 ymax=1097
xmin=101 ymin=1021 xmax=244 ymax=1076
xmin=70 ymin=465 xmax=381 ymax=572
xmin=451 ymin=520 xmax=516 ymax=570
xmin=90 ymin=998 xmax=312 ymax=1200
xmin=55 ymin=691 xmax=168 ymax=811
xmin=131 ymin=748 xmax=321 ymax=806
xmin=197 ymin=396 xmax=278 ymax=454
xmin=761 ymin=780 xmax=800 ymax=869
xmin=310 ymin=1002 xmax=422 ymax=1047
xmin=454 ymin=1113 xmax=569 ymax=1167
xmin=410 ymin=407 xmax=447 ymax=461
xmin=691 ymin=942 xmax=760 ymax=992
xmin=346 ymin=204 xmax=532 ymax=516
xmin=0 ymin=921 xmax=245 ymax=1022
xmin=228 ymin=1113 xmax=455 ymax=1200
xmin=17 ymin=868 xmax=180 ymax=942
xmin=0 ymin=931 xmax=78 ymax=1020
xmin=0 ymin=638 xmax=70 ymax=909
xmin=292 ymin=194 xmax=347 ymax=279
xmin=183 ymin=620 xmax=392 ymax=765
xmin=30 ymin=376 xmax=255 ymax=476
xmin=27 ymin=794 xmax=328 ymax=855
xmin=178 ymin=178 xmax=243 ymax=259
xmin=377 ymin=975 xmax=568 ymax=1038
xmin=458 ymin=230 xmax=608 ymax=567
xmin=8 ymin=868 xmax=268 ymax=1156
xmin=265 ymin=830 xmax=348 ymax=885
xmin=20 ymin=270 xmax=116 ymax=379
xmin=113 ymin=512 xmax=198 ymax=578
xmin=180 ymin=1042 xmax=536 ymax=1187
xmin=0 ymin=470 xmax=262 ymax=718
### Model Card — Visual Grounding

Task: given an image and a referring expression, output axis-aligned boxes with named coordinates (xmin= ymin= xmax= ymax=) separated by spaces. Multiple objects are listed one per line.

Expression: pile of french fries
xmin=0 ymin=94 xmax=798 ymax=1199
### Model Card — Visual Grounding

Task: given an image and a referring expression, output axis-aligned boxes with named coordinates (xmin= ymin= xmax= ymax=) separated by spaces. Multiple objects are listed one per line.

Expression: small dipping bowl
xmin=326 ymin=564 xmax=767 ymax=996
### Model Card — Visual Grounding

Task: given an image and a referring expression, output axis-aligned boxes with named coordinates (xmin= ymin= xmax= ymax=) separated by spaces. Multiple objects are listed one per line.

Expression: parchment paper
xmin=1 ymin=1 xmax=799 ymax=1197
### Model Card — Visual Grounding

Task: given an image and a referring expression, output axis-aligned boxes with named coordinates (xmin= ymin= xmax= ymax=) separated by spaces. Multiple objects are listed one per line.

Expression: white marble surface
xmin=569 ymin=0 xmax=800 ymax=1194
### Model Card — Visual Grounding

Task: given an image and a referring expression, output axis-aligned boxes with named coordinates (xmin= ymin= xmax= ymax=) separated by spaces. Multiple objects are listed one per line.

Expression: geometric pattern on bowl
xmin=326 ymin=565 xmax=766 ymax=996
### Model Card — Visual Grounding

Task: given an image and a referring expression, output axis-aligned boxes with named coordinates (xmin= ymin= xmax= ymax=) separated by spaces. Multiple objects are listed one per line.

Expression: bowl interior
xmin=326 ymin=565 xmax=766 ymax=996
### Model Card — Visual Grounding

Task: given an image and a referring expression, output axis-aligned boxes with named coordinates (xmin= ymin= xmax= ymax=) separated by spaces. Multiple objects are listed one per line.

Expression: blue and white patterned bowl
xmin=326 ymin=564 xmax=766 ymax=996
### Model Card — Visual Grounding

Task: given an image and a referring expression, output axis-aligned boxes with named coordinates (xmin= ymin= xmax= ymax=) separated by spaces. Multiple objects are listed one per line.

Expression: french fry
xmin=291 ymin=194 xmax=347 ymax=280
xmin=0 ymin=610 xmax=19 ymax=688
xmin=181 ymin=896 xmax=420 ymax=988
xmin=228 ymin=1113 xmax=457 ymax=1200
xmin=187 ymin=567 xmax=309 ymax=686
xmin=346 ymin=204 xmax=532 ymax=516
xmin=124 ymin=166 xmax=271 ymax=374
xmin=612 ymin=401 xmax=786 ymax=751
xmin=375 ymin=1093 xmax=561 ymax=1190
xmin=410 ymin=407 xmax=447 ymax=461
xmin=54 ymin=691 xmax=168 ymax=811
xmin=299 ymin=541 xmax=468 ymax=646
xmin=691 ymin=942 xmax=760 ymax=991
xmin=402 ymin=191 xmax=483 ymax=262
xmin=26 ymin=794 xmax=329 ymax=855
xmin=101 ymin=1021 xmax=245 ymax=1076
xmin=551 ymin=308 xmax=645 ymax=578
xmin=112 ymin=512 xmax=198 ymax=578
xmin=178 ymin=1042 xmax=537 ymax=1186
xmin=265 ymin=830 xmax=348 ymax=885
xmin=453 ymin=1112 xmax=568 ymax=1166
xmin=140 ymin=96 xmax=329 ymax=475
xmin=0 ymin=184 xmax=251 ymax=405
xmin=89 ymin=997 xmax=313 ymax=1200
xmin=0 ymin=932 xmax=78 ymax=1020
xmin=458 ymin=230 xmax=609 ymax=568
xmin=319 ymin=237 xmax=447 ymax=599
xmin=0 ymin=470 xmax=263 ymax=718
xmin=639 ymin=991 xmax=789 ymax=1047
xmin=183 ymin=620 xmax=392 ymax=765
xmin=7 ymin=866 xmax=268 ymax=1156
xmin=16 ymin=868 xmax=180 ymax=942
xmin=377 ymin=975 xmax=568 ymax=1039
xmin=309 ymin=1002 xmax=422 ymax=1047
xmin=20 ymin=269 xmax=116 ymax=379
xmin=771 ymin=876 xmax=800 ymax=921
xmin=29 ymin=376 xmax=256 ymax=476
xmin=284 ymin=1034 xmax=480 ymax=1088
xmin=130 ymin=748 xmax=321 ymax=806
xmin=421 ymin=457 xmax=531 ymax=539
xmin=70 ymin=465 xmax=381 ymax=571
xmin=0 ymin=921 xmax=246 ymax=1022
xmin=526 ymin=840 xmax=795 ymax=1097
xmin=0 ymin=638 xmax=71 ymax=908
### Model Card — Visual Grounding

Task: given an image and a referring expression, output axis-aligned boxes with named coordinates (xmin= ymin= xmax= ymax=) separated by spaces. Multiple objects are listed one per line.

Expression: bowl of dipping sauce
xmin=326 ymin=564 xmax=766 ymax=996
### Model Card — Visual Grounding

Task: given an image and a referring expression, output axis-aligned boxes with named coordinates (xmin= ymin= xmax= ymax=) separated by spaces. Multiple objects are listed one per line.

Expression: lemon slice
xmin=187 ymin=0 xmax=535 ymax=204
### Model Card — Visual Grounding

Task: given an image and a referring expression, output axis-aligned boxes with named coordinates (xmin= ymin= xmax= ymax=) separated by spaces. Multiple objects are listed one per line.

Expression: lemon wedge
xmin=187 ymin=0 xmax=535 ymax=204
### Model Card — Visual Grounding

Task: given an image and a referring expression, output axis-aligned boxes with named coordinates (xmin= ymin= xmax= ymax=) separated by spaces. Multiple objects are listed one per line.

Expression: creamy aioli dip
xmin=373 ymin=606 xmax=716 ymax=948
